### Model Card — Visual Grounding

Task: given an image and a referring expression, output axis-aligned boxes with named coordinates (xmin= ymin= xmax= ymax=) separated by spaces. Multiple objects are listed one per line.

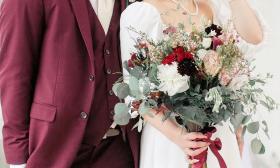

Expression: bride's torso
xmin=120 ymin=1 xmax=267 ymax=167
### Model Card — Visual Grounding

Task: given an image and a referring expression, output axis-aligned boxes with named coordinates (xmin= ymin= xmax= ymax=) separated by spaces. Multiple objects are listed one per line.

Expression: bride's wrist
xmin=168 ymin=125 xmax=184 ymax=143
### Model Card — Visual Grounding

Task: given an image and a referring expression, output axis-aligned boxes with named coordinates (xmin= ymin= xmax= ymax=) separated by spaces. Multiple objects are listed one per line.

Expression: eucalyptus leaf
xmin=230 ymin=113 xmax=245 ymax=131
xmin=234 ymin=102 xmax=243 ymax=114
xmin=242 ymin=126 xmax=247 ymax=137
xmin=139 ymin=101 xmax=151 ymax=115
xmin=242 ymin=115 xmax=251 ymax=125
xmin=113 ymin=103 xmax=130 ymax=125
xmin=129 ymin=76 xmax=140 ymax=98
xmin=247 ymin=122 xmax=260 ymax=134
xmin=251 ymin=138 xmax=265 ymax=154
xmin=130 ymin=66 xmax=143 ymax=79
xmin=262 ymin=121 xmax=270 ymax=139
xmin=148 ymin=64 xmax=159 ymax=84
xmin=113 ymin=83 xmax=130 ymax=99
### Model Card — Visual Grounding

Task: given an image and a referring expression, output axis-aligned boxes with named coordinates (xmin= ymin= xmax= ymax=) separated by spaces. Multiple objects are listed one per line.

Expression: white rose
xmin=157 ymin=62 xmax=190 ymax=96
xmin=197 ymin=49 xmax=208 ymax=60
xmin=228 ymin=74 xmax=249 ymax=91
xmin=202 ymin=38 xmax=212 ymax=48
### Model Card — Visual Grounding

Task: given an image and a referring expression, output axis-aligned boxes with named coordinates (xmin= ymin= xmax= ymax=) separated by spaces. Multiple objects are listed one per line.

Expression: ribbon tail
xmin=209 ymin=144 xmax=227 ymax=168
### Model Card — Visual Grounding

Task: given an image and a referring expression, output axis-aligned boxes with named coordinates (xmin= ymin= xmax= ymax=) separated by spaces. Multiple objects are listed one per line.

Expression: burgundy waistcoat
xmin=83 ymin=0 xmax=123 ymax=145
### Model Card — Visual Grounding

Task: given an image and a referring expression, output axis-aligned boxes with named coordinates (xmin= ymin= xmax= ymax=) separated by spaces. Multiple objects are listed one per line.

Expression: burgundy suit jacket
xmin=0 ymin=0 xmax=139 ymax=167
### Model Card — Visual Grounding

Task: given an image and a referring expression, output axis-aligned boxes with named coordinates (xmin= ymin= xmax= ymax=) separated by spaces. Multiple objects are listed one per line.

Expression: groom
xmin=0 ymin=0 xmax=139 ymax=167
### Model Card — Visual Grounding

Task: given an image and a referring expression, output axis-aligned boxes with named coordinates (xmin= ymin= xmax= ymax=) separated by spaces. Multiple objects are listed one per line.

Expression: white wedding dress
xmin=120 ymin=1 xmax=267 ymax=168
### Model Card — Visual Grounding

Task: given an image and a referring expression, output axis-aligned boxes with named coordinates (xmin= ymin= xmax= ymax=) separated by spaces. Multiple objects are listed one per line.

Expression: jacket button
xmin=80 ymin=112 xmax=88 ymax=119
xmin=106 ymin=69 xmax=112 ymax=74
xmin=109 ymin=90 xmax=114 ymax=96
xmin=105 ymin=49 xmax=110 ymax=55
xmin=89 ymin=74 xmax=94 ymax=81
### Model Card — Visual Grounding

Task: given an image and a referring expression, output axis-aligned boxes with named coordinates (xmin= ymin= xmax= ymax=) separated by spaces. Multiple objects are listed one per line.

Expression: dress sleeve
xmin=209 ymin=0 xmax=269 ymax=56
xmin=120 ymin=2 xmax=164 ymax=62
xmin=120 ymin=2 xmax=163 ymax=104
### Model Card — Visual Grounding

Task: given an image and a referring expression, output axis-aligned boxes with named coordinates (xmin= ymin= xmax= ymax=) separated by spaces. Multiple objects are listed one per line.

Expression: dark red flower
xmin=162 ymin=53 xmax=176 ymax=65
xmin=205 ymin=24 xmax=223 ymax=37
xmin=212 ymin=37 xmax=224 ymax=50
xmin=128 ymin=59 xmax=134 ymax=68
xmin=131 ymin=53 xmax=137 ymax=61
xmin=128 ymin=53 xmax=138 ymax=68
xmin=173 ymin=46 xmax=194 ymax=63
xmin=177 ymin=52 xmax=193 ymax=63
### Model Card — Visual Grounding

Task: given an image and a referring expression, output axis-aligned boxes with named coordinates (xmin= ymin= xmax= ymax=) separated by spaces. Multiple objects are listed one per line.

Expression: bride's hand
xmin=144 ymin=106 xmax=210 ymax=164
xmin=171 ymin=130 xmax=210 ymax=164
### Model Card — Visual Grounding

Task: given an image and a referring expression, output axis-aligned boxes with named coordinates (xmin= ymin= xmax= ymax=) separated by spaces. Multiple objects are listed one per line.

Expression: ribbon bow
xmin=191 ymin=127 xmax=227 ymax=168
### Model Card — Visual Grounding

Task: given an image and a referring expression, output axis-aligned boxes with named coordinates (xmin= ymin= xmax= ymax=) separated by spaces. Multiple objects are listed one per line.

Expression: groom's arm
xmin=0 ymin=0 xmax=45 ymax=164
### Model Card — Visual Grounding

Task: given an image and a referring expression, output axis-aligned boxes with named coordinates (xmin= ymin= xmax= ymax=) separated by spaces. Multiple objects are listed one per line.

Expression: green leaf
xmin=138 ymin=101 xmax=151 ymax=115
xmin=249 ymin=80 xmax=256 ymax=86
xmin=122 ymin=61 xmax=130 ymax=73
xmin=247 ymin=122 xmax=260 ymax=134
xmin=142 ymin=80 xmax=151 ymax=96
xmin=242 ymin=126 xmax=247 ymax=137
xmin=262 ymin=121 xmax=270 ymax=139
xmin=130 ymin=66 xmax=142 ymax=79
xmin=112 ymin=83 xmax=130 ymax=99
xmin=230 ymin=113 xmax=245 ymax=131
xmin=113 ymin=103 xmax=130 ymax=125
xmin=242 ymin=115 xmax=251 ymax=125
xmin=129 ymin=76 xmax=140 ymax=97
xmin=148 ymin=64 xmax=158 ymax=84
xmin=234 ymin=102 xmax=243 ymax=114
xmin=251 ymin=138 xmax=265 ymax=154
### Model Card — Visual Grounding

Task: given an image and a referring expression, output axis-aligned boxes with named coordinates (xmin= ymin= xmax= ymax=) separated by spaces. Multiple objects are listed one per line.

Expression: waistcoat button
xmin=89 ymin=74 xmax=94 ymax=81
xmin=109 ymin=90 xmax=114 ymax=96
xmin=105 ymin=49 xmax=110 ymax=55
xmin=80 ymin=112 xmax=88 ymax=119
xmin=106 ymin=69 xmax=112 ymax=74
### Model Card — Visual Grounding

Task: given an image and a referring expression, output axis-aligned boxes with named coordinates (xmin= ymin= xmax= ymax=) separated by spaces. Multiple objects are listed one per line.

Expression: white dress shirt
xmin=10 ymin=0 xmax=115 ymax=167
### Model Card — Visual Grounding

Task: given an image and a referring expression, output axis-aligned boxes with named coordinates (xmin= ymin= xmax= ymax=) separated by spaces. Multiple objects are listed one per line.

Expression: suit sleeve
xmin=0 ymin=0 xmax=44 ymax=164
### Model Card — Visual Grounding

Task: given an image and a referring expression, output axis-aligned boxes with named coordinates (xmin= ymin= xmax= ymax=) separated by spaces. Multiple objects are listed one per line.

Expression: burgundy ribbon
xmin=191 ymin=127 xmax=227 ymax=168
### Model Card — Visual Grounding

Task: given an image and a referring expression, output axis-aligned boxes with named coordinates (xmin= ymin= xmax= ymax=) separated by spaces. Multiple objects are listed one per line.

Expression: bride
xmin=120 ymin=0 xmax=266 ymax=167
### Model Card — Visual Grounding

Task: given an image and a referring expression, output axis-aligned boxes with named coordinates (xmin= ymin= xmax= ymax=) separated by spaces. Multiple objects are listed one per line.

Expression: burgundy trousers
xmin=71 ymin=135 xmax=134 ymax=168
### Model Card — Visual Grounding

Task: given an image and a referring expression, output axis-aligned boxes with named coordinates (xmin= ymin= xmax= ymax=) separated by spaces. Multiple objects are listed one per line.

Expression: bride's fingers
xmin=187 ymin=141 xmax=210 ymax=148
xmin=185 ymin=146 xmax=208 ymax=156
xmin=184 ymin=132 xmax=207 ymax=140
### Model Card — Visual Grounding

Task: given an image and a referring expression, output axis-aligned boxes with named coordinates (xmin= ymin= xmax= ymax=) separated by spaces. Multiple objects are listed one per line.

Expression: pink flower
xmin=219 ymin=69 xmax=232 ymax=86
xmin=203 ymin=50 xmax=222 ymax=77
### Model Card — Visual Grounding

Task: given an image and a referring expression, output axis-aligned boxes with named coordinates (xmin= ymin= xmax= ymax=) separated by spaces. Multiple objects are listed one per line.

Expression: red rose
xmin=128 ymin=53 xmax=138 ymax=68
xmin=131 ymin=53 xmax=137 ymax=61
xmin=185 ymin=52 xmax=193 ymax=59
xmin=212 ymin=37 xmax=223 ymax=50
xmin=128 ymin=59 xmax=134 ymax=68
xmin=162 ymin=53 xmax=176 ymax=65
xmin=177 ymin=51 xmax=193 ymax=63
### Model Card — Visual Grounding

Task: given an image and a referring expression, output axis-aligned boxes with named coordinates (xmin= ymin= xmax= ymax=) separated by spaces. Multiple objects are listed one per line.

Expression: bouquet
xmin=113 ymin=23 xmax=277 ymax=168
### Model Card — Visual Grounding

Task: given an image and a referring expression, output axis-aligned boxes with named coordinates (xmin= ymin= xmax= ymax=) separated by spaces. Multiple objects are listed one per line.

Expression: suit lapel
xmin=70 ymin=0 xmax=95 ymax=71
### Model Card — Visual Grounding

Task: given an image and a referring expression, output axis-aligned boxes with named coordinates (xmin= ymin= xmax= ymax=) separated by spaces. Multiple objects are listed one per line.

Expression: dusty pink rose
xmin=218 ymin=61 xmax=249 ymax=87
xmin=203 ymin=50 xmax=222 ymax=76
xmin=219 ymin=69 xmax=232 ymax=86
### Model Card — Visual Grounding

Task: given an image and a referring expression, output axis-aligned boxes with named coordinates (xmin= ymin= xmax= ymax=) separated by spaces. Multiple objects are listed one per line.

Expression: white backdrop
xmin=0 ymin=0 xmax=279 ymax=167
